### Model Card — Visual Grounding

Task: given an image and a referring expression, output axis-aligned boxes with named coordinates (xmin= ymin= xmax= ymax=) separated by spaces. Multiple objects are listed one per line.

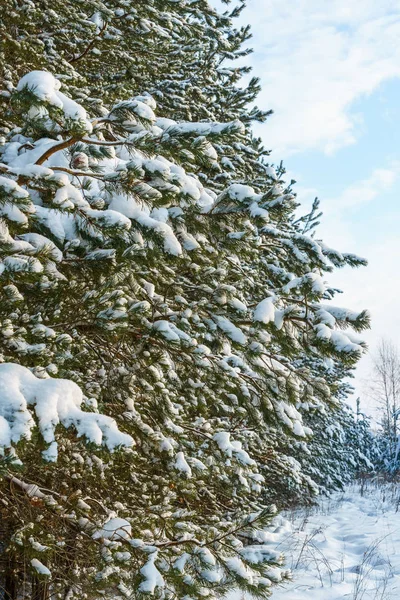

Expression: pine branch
xmin=35 ymin=137 xmax=79 ymax=166
xmin=69 ymin=22 xmax=108 ymax=64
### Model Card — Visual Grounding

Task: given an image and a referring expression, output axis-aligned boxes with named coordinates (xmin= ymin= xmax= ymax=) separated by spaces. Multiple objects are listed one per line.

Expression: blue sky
xmin=217 ymin=0 xmax=400 ymax=408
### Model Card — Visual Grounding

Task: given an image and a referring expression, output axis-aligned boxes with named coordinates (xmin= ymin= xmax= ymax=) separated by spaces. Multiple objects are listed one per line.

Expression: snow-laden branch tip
xmin=0 ymin=363 xmax=133 ymax=460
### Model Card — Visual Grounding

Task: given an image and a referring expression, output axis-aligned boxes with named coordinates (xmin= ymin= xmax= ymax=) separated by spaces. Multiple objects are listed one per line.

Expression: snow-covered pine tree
xmin=0 ymin=0 xmax=265 ymax=121
xmin=0 ymin=65 xmax=370 ymax=598
xmin=367 ymin=340 xmax=400 ymax=475
xmin=293 ymin=401 xmax=375 ymax=497
xmin=0 ymin=0 xmax=372 ymax=597
xmin=0 ymin=0 xmax=270 ymax=232
xmin=282 ymin=300 xmax=373 ymax=500
xmin=0 ymin=68 xmax=286 ymax=599
xmin=352 ymin=399 xmax=378 ymax=479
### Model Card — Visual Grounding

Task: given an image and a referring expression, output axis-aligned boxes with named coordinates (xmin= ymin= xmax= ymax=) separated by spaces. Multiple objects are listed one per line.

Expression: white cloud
xmin=288 ymin=163 xmax=400 ymax=250
xmin=321 ymin=163 xmax=400 ymax=233
xmin=239 ymin=0 xmax=400 ymax=154
xmin=327 ymin=167 xmax=398 ymax=211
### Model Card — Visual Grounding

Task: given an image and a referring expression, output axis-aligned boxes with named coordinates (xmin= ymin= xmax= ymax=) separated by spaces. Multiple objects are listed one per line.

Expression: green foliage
xmin=0 ymin=2 xmax=372 ymax=599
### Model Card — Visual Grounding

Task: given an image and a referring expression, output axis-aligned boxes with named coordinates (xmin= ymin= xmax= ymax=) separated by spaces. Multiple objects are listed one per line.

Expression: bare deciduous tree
xmin=369 ymin=339 xmax=400 ymax=468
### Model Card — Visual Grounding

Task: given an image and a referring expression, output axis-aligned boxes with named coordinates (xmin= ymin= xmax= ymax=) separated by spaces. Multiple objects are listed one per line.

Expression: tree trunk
xmin=0 ymin=516 xmax=18 ymax=600
xmin=32 ymin=578 xmax=49 ymax=600
xmin=2 ymin=567 xmax=18 ymax=600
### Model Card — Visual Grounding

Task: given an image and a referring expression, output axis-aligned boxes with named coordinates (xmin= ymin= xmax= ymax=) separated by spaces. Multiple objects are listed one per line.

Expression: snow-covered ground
xmin=271 ymin=484 xmax=400 ymax=599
